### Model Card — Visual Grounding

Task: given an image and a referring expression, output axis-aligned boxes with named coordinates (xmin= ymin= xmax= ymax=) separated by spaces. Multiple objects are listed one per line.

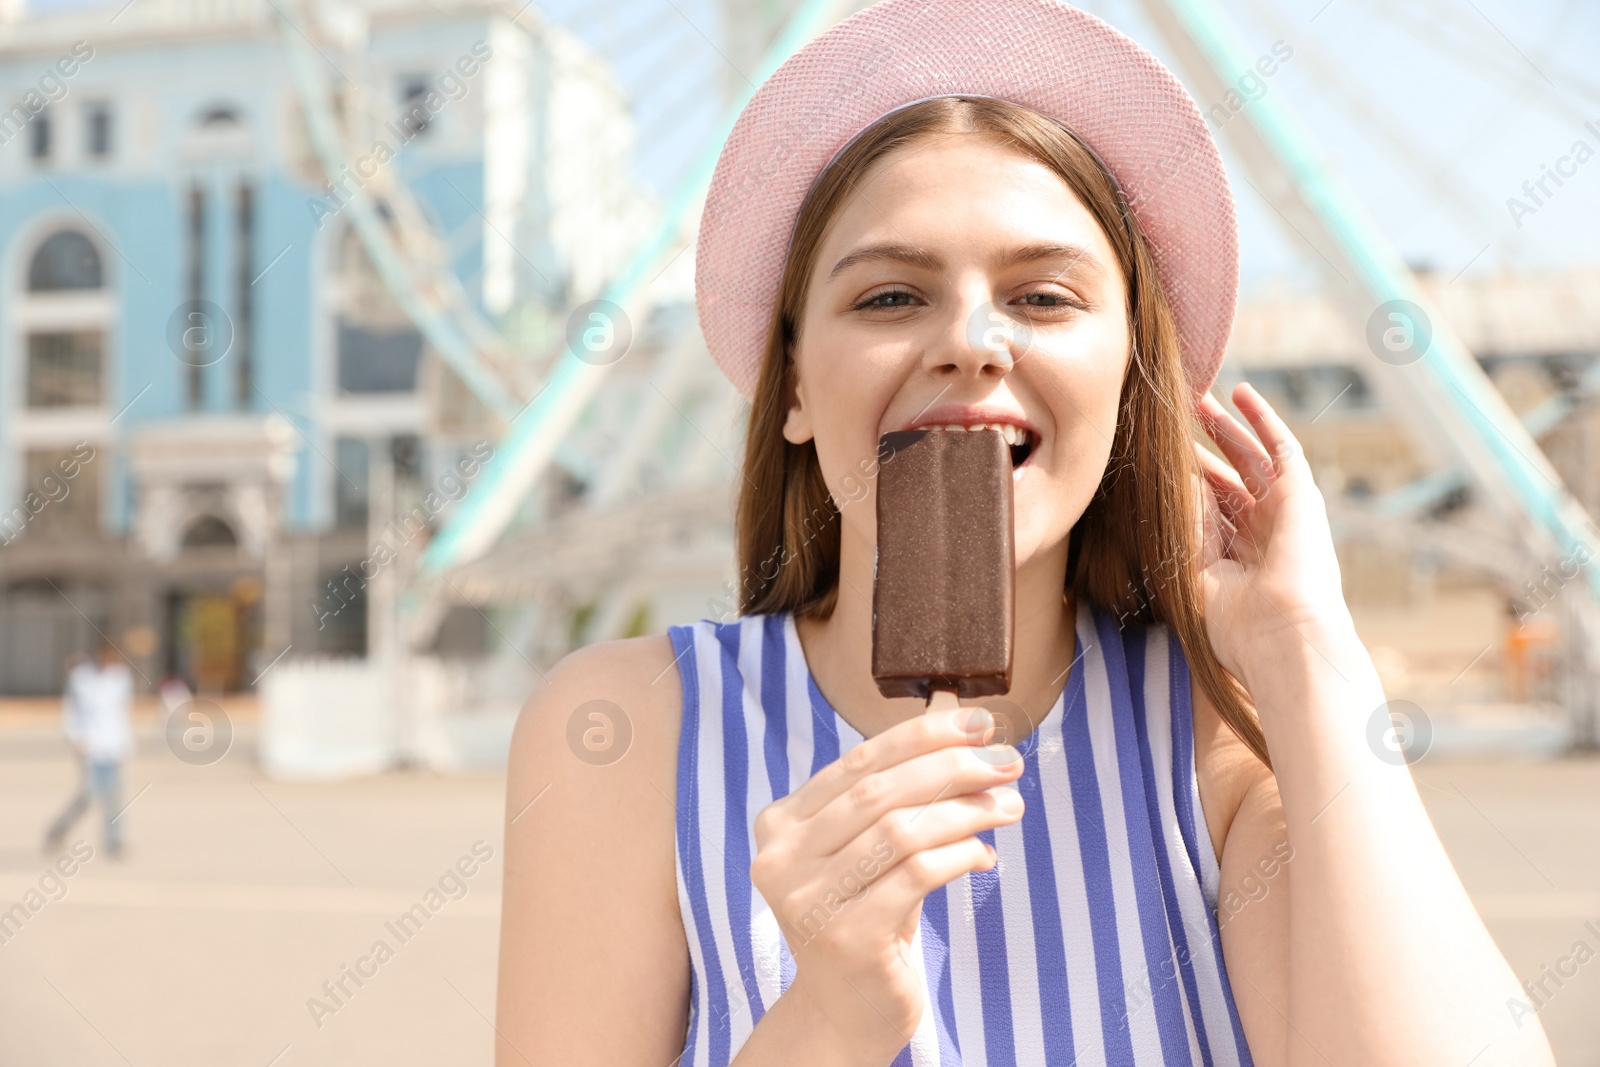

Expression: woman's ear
xmin=780 ymin=353 xmax=814 ymax=445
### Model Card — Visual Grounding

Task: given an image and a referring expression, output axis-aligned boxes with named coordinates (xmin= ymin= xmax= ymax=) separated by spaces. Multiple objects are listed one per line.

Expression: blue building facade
xmin=0 ymin=0 xmax=647 ymax=692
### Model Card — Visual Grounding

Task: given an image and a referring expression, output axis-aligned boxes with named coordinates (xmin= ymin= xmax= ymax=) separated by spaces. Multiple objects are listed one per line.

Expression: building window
xmin=30 ymin=107 xmax=50 ymax=161
xmin=186 ymin=183 xmax=206 ymax=409
xmin=27 ymin=331 xmax=104 ymax=407
xmin=0 ymin=579 xmax=109 ymax=693
xmin=235 ymin=180 xmax=254 ymax=405
xmin=184 ymin=103 xmax=252 ymax=164
xmin=333 ymin=226 xmax=424 ymax=394
xmin=16 ymin=231 xmax=112 ymax=418
xmin=28 ymin=231 xmax=102 ymax=291
xmin=180 ymin=514 xmax=237 ymax=548
xmin=85 ymin=102 xmax=112 ymax=159
xmin=199 ymin=105 xmax=239 ymax=127
xmin=337 ymin=322 xmax=423 ymax=393
xmin=24 ymin=446 xmax=101 ymax=537
xmin=333 ymin=437 xmax=370 ymax=528
xmin=399 ymin=76 xmax=431 ymax=137
xmin=314 ymin=563 xmax=367 ymax=655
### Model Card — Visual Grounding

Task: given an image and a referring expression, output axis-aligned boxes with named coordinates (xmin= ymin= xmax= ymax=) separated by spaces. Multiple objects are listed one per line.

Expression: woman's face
xmin=785 ymin=133 xmax=1132 ymax=570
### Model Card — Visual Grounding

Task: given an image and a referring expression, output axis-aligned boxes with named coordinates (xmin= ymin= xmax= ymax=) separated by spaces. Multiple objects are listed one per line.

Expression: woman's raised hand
xmin=1192 ymin=382 xmax=1352 ymax=686
xmin=748 ymin=706 xmax=1025 ymax=1063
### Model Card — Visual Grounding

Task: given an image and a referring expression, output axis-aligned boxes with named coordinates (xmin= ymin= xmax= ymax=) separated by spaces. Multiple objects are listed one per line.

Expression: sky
xmin=19 ymin=0 xmax=1600 ymax=295
xmin=538 ymin=0 xmax=1600 ymax=294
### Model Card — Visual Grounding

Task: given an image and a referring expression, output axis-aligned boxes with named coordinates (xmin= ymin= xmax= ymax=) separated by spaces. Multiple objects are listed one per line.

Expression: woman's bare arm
xmin=494 ymin=636 xmax=691 ymax=1065
xmin=1235 ymin=627 xmax=1548 ymax=1067
xmin=1189 ymin=383 xmax=1556 ymax=1066
xmin=1193 ymin=679 xmax=1292 ymax=1066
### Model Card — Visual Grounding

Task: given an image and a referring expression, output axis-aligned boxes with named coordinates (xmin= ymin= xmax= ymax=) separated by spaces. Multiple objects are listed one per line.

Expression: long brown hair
xmin=732 ymin=96 xmax=1270 ymax=769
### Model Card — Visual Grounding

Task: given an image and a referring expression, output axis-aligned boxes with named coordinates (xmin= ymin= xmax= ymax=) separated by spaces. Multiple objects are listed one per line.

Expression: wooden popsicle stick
xmin=926 ymin=689 xmax=962 ymax=713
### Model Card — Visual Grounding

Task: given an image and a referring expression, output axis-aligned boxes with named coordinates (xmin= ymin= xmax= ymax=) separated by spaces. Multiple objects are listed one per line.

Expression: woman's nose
xmin=920 ymin=297 xmax=1026 ymax=381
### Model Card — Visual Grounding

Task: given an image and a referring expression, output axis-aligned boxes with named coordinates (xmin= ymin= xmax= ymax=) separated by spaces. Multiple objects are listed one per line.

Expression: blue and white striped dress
xmin=665 ymin=597 xmax=1255 ymax=1067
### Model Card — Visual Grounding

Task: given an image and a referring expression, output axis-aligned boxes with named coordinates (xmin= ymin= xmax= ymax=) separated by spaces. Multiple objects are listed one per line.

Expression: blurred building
xmin=0 ymin=0 xmax=654 ymax=694
xmin=1228 ymin=266 xmax=1600 ymax=703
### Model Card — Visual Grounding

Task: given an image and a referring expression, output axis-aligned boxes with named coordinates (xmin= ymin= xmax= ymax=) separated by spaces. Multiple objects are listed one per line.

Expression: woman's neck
xmin=793 ymin=520 xmax=1077 ymax=742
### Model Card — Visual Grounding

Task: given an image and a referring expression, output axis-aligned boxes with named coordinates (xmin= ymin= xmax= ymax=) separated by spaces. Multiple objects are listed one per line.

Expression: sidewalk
xmin=0 ymin=714 xmax=505 ymax=1066
xmin=0 ymin=708 xmax=1596 ymax=1065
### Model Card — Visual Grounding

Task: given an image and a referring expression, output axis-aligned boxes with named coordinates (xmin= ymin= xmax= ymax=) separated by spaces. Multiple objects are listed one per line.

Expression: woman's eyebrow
xmin=827 ymin=242 xmax=943 ymax=280
xmin=995 ymin=241 xmax=1104 ymax=278
xmin=826 ymin=240 xmax=1103 ymax=281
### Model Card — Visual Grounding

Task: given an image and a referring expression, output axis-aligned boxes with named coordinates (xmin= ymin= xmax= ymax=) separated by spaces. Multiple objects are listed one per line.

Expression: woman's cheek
xmin=1016 ymin=426 xmax=1106 ymax=560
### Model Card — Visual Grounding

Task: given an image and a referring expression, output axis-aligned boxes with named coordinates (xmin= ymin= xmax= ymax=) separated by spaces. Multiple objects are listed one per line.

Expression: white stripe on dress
xmin=994 ymin=812 xmax=1049 ymax=1065
xmin=907 ymin=915 xmax=943 ymax=1066
xmin=691 ymin=625 xmax=749 ymax=1049
xmin=737 ymin=618 xmax=787 ymax=1025
xmin=945 ymin=863 xmax=989 ymax=1065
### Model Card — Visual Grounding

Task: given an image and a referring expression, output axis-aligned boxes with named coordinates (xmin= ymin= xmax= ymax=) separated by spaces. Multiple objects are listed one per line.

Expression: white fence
xmin=258 ymin=655 xmax=525 ymax=780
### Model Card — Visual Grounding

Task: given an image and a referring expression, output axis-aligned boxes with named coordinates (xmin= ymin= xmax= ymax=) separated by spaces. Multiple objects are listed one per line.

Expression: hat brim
xmin=694 ymin=0 xmax=1238 ymax=403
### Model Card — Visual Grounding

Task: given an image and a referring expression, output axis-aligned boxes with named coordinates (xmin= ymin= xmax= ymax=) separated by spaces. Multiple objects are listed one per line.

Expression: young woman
xmin=495 ymin=3 xmax=1554 ymax=1064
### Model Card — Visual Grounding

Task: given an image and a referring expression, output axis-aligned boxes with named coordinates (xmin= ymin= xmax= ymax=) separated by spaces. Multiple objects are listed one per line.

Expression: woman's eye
xmin=1016 ymin=292 xmax=1081 ymax=309
xmin=854 ymin=289 xmax=917 ymax=310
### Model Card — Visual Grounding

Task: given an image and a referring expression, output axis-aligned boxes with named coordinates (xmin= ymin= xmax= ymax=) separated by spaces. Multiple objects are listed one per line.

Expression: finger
xmin=1232 ymin=383 xmax=1306 ymax=479
xmin=1196 ymin=390 xmax=1276 ymax=500
xmin=847 ymin=836 xmax=996 ymax=934
xmin=1193 ymin=468 xmax=1234 ymax=569
xmin=1195 ymin=450 xmax=1269 ymax=560
xmin=803 ymin=744 xmax=1024 ymax=856
xmin=1194 ymin=449 xmax=1253 ymax=560
xmin=838 ymin=785 xmax=1022 ymax=874
xmin=1197 ymin=390 xmax=1276 ymax=499
xmin=1205 ymin=512 xmax=1231 ymax=568
xmin=1194 ymin=440 xmax=1254 ymax=520
xmin=782 ymin=788 xmax=1021 ymax=940
xmin=781 ymin=706 xmax=1003 ymax=823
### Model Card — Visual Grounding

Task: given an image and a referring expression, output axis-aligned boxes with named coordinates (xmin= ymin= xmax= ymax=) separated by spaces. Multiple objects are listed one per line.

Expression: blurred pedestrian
xmin=157 ymin=670 xmax=193 ymax=727
xmin=44 ymin=640 xmax=134 ymax=859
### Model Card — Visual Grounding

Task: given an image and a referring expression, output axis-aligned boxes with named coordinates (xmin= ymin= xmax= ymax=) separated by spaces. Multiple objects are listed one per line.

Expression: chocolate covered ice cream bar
xmin=871 ymin=427 xmax=1015 ymax=702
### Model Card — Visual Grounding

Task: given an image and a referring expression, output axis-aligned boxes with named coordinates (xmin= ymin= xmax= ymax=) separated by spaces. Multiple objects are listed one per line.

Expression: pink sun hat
xmin=694 ymin=0 xmax=1239 ymax=403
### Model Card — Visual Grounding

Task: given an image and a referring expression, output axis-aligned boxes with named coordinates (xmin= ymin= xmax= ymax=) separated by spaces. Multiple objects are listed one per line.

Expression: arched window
xmin=28 ymin=231 xmax=102 ymax=291
xmin=18 ymin=227 xmax=111 ymax=409
xmin=183 ymin=102 xmax=252 ymax=164
xmin=180 ymin=515 xmax=238 ymax=548
xmin=198 ymin=105 xmax=240 ymax=127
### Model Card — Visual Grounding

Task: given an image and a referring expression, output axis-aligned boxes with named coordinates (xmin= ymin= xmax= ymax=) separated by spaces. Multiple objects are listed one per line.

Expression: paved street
xmin=0 ymin=703 xmax=505 ymax=1067
xmin=1 ymin=702 xmax=1596 ymax=1065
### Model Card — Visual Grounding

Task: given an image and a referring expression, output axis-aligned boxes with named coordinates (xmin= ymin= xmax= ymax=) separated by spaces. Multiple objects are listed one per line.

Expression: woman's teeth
xmin=924 ymin=423 xmax=1036 ymax=467
xmin=928 ymin=423 xmax=1033 ymax=448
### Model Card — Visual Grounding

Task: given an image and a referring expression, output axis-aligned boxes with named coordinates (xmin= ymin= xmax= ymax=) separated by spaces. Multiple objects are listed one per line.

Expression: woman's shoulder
xmin=508 ymin=632 xmax=688 ymax=778
xmin=499 ymin=632 xmax=695 ymax=1059
xmin=502 ymin=634 xmax=693 ymax=878
xmin=507 ymin=612 xmax=792 ymax=759
xmin=506 ymin=611 xmax=800 ymax=784
xmin=539 ymin=631 xmax=687 ymax=702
